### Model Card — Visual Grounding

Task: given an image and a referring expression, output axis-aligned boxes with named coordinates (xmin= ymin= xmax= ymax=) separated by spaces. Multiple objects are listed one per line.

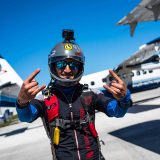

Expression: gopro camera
xmin=62 ymin=29 xmax=75 ymax=42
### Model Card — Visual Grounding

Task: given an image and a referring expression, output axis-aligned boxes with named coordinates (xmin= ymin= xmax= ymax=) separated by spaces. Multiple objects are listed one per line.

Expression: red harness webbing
xmin=44 ymin=95 xmax=59 ymax=122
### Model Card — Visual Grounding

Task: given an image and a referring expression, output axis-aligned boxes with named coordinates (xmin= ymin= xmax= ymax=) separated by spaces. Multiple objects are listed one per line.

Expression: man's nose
xmin=64 ymin=64 xmax=71 ymax=73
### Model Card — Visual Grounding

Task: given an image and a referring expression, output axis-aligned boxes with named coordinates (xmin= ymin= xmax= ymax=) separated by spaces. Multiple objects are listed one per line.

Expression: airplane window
xmin=142 ymin=70 xmax=147 ymax=74
xmin=136 ymin=71 xmax=140 ymax=76
xmin=109 ymin=76 xmax=114 ymax=81
xmin=149 ymin=70 xmax=153 ymax=73
xmin=122 ymin=73 xmax=127 ymax=79
xmin=102 ymin=78 xmax=107 ymax=82
xmin=129 ymin=72 xmax=134 ymax=77
xmin=91 ymin=81 xmax=95 ymax=85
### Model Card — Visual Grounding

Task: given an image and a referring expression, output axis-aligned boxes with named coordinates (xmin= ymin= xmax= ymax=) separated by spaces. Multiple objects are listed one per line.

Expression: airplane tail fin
xmin=0 ymin=54 xmax=23 ymax=109
xmin=0 ymin=54 xmax=23 ymax=87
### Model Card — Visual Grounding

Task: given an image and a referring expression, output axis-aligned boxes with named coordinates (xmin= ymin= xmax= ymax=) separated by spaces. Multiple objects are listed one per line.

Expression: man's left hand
xmin=103 ymin=70 xmax=127 ymax=100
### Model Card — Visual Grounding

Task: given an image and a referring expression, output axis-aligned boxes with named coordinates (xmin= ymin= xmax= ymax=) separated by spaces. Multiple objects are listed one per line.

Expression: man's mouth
xmin=60 ymin=74 xmax=74 ymax=79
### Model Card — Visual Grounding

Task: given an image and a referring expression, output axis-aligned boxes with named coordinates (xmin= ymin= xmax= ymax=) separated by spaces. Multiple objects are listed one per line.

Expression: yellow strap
xmin=53 ymin=127 xmax=60 ymax=145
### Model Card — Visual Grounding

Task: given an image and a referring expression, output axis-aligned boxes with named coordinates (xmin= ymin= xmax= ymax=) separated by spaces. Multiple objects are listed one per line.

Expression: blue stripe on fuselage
xmin=0 ymin=96 xmax=17 ymax=107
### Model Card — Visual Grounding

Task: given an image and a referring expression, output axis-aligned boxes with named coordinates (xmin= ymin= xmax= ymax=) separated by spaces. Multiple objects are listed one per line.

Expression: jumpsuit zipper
xmin=69 ymin=103 xmax=81 ymax=160
xmin=54 ymin=87 xmax=82 ymax=160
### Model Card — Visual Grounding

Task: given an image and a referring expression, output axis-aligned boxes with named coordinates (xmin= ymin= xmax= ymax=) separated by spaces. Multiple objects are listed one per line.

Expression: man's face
xmin=55 ymin=58 xmax=81 ymax=80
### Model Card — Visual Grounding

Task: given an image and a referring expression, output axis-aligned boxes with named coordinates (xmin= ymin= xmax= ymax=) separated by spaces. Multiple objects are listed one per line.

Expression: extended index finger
xmin=25 ymin=69 xmax=40 ymax=83
xmin=109 ymin=70 xmax=123 ymax=83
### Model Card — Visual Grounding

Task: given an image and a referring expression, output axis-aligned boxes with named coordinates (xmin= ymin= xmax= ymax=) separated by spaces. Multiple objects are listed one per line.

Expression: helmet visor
xmin=55 ymin=60 xmax=80 ymax=71
xmin=50 ymin=59 xmax=83 ymax=79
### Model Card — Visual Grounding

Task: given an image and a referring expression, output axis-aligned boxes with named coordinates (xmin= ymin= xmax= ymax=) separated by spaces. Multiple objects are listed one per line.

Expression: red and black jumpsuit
xmin=16 ymin=83 xmax=131 ymax=160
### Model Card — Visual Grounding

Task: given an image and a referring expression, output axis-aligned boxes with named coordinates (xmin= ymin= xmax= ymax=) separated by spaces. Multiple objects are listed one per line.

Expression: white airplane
xmin=117 ymin=0 xmax=160 ymax=36
xmin=0 ymin=54 xmax=23 ymax=118
xmin=81 ymin=37 xmax=160 ymax=101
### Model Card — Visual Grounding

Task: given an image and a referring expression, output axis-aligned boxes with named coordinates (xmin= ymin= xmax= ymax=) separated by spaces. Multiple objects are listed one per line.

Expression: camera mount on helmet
xmin=62 ymin=29 xmax=75 ymax=42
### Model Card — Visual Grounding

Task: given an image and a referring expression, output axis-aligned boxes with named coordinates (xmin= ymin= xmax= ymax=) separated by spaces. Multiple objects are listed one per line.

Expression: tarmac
xmin=0 ymin=96 xmax=160 ymax=160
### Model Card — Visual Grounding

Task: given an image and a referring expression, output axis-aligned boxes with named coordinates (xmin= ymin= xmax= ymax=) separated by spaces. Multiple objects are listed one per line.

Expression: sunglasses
xmin=55 ymin=60 xmax=80 ymax=70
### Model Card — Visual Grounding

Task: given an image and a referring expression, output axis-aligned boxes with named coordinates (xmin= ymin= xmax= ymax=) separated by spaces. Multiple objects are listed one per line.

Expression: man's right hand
xmin=17 ymin=69 xmax=46 ymax=105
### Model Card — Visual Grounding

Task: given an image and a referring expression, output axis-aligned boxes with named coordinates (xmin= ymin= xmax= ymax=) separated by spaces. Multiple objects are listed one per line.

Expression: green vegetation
xmin=0 ymin=115 xmax=19 ymax=128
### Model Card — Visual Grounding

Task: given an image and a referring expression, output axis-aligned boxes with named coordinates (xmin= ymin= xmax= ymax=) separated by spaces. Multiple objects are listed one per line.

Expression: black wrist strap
xmin=17 ymin=99 xmax=29 ymax=107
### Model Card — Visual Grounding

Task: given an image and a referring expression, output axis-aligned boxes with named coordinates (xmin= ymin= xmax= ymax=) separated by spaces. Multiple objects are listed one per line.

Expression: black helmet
xmin=48 ymin=29 xmax=85 ymax=87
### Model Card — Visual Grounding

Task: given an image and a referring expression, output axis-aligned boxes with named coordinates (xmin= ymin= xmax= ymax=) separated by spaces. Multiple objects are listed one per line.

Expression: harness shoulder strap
xmin=43 ymin=87 xmax=59 ymax=122
xmin=80 ymin=84 xmax=106 ymax=160
xmin=80 ymin=84 xmax=95 ymax=114
xmin=42 ymin=86 xmax=58 ymax=160
xmin=80 ymin=84 xmax=98 ymax=138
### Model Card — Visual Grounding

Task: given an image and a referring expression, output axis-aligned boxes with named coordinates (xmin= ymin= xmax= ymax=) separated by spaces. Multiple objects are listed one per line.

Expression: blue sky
xmin=0 ymin=0 xmax=160 ymax=85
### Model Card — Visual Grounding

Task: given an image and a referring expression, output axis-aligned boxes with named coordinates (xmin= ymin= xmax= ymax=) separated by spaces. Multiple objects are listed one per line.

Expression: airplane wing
xmin=117 ymin=0 xmax=160 ymax=36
